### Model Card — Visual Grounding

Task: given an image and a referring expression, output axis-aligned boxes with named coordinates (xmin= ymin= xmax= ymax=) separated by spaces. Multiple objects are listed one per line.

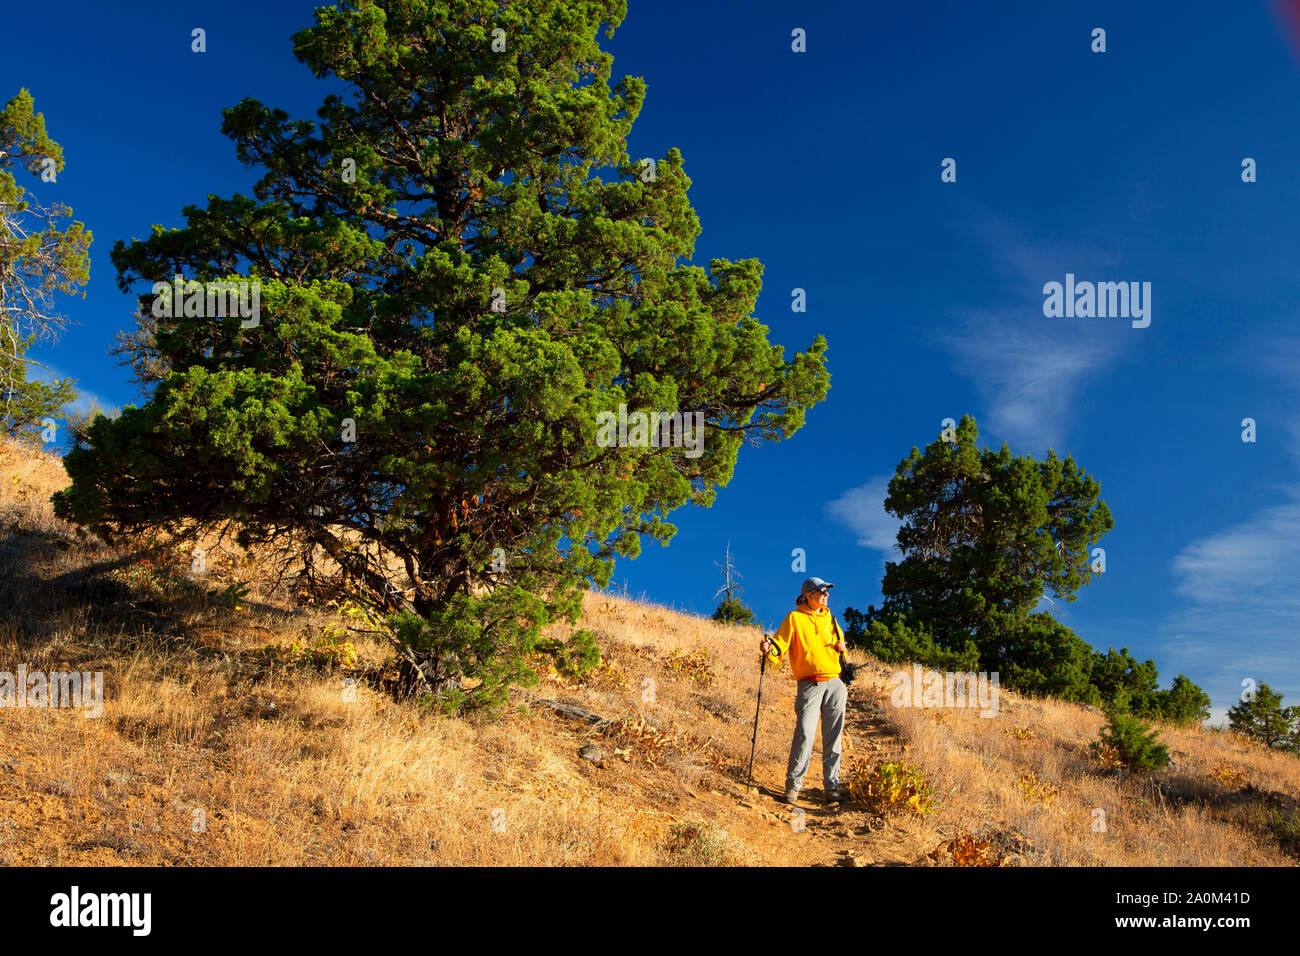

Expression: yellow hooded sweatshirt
xmin=766 ymin=603 xmax=842 ymax=681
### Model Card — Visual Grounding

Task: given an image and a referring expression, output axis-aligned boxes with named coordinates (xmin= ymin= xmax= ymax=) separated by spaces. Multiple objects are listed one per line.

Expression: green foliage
xmin=1228 ymin=684 xmax=1299 ymax=753
xmin=843 ymin=414 xmax=1120 ymax=700
xmin=872 ymin=415 xmax=1114 ymax=667
xmin=1000 ymin=612 xmax=1094 ymax=702
xmin=1262 ymin=806 xmax=1300 ymax=858
xmin=295 ymin=634 xmax=359 ymax=669
xmin=711 ymin=594 xmax=755 ymax=627
xmin=50 ymin=0 xmax=829 ymax=710
xmin=260 ymin=629 xmax=359 ymax=670
xmin=337 ymin=598 xmax=387 ymax=633
xmin=1089 ymin=646 xmax=1161 ymax=717
xmin=847 ymin=758 xmax=936 ymax=816
xmin=1156 ymin=674 xmax=1213 ymax=728
xmin=1092 ymin=705 xmax=1169 ymax=773
xmin=535 ymin=626 xmax=601 ymax=679
xmin=0 ymin=328 xmax=76 ymax=440
xmin=388 ymin=584 xmax=601 ymax=716
xmin=210 ymin=579 xmax=251 ymax=610
xmin=843 ymin=608 xmax=978 ymax=671
xmin=842 ymin=416 xmax=1210 ymax=722
xmin=0 ymin=88 xmax=91 ymax=440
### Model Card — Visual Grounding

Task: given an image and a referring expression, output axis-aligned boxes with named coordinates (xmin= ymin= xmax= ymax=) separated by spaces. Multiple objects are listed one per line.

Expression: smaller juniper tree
xmin=1093 ymin=696 xmax=1170 ymax=773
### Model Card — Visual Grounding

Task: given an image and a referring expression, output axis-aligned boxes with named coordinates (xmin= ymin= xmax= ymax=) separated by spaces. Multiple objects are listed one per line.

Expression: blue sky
xmin=5 ymin=0 xmax=1299 ymax=725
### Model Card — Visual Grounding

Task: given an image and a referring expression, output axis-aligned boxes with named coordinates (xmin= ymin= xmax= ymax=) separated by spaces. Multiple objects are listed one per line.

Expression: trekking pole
xmin=746 ymin=633 xmax=771 ymax=795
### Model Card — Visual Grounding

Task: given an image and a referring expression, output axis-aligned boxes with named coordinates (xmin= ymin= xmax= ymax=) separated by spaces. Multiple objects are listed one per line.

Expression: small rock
xmin=578 ymin=743 xmax=603 ymax=762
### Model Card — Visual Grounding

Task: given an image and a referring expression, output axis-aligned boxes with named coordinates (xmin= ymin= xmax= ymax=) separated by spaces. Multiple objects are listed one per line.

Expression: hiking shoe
xmin=825 ymin=789 xmax=849 ymax=805
xmin=782 ymin=788 xmax=800 ymax=805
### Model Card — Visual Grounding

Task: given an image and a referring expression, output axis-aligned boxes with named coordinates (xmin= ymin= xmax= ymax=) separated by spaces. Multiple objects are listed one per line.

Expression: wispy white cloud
xmin=1171 ymin=491 xmax=1300 ymax=609
xmin=1164 ymin=490 xmax=1300 ymax=699
xmin=824 ymin=475 xmax=901 ymax=553
xmin=947 ymin=309 xmax=1123 ymax=453
xmin=1157 ymin=341 xmax=1300 ymax=722
xmin=964 ymin=209 xmax=1122 ymax=289
xmin=1157 ymin=597 xmax=1300 ymax=729
xmin=943 ymin=209 xmax=1131 ymax=454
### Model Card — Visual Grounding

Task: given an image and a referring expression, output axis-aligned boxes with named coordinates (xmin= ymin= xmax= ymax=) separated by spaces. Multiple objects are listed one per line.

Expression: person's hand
xmin=759 ymin=636 xmax=772 ymax=656
xmin=834 ymin=640 xmax=847 ymax=655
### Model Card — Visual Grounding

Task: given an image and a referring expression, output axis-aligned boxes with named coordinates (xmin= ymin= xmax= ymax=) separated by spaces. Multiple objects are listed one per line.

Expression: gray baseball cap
xmin=800 ymin=577 xmax=834 ymax=595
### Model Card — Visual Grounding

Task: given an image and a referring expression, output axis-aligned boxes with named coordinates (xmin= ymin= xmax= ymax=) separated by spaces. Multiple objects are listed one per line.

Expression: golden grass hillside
xmin=0 ymin=436 xmax=1296 ymax=866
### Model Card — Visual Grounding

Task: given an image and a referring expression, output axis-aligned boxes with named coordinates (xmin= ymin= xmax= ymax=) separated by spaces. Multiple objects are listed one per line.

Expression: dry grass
xmin=0 ymin=436 xmax=1297 ymax=866
xmin=855 ymin=660 xmax=1300 ymax=866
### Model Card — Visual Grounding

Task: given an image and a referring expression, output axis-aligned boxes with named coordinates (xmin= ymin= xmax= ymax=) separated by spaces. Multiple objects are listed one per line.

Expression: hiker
xmin=758 ymin=577 xmax=849 ymax=806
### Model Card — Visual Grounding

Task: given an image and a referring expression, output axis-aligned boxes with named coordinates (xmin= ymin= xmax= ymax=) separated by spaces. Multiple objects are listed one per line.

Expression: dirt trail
xmin=734 ymin=679 xmax=941 ymax=867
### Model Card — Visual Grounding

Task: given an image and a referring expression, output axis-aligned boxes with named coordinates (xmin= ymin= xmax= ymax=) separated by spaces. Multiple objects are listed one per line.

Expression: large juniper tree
xmin=53 ymin=0 xmax=829 ymax=707
xmin=851 ymin=415 xmax=1113 ymax=676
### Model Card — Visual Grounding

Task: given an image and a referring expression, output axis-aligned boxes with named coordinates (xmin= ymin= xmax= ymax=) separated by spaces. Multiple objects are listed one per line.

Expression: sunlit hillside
xmin=1 ymin=437 xmax=1296 ymax=866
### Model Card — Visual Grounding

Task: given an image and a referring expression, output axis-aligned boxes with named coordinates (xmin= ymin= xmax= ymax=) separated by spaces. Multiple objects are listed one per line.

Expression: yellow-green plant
xmin=293 ymin=633 xmax=359 ymax=669
xmin=1015 ymin=771 xmax=1060 ymax=805
xmin=848 ymin=758 xmax=935 ymax=816
xmin=664 ymin=646 xmax=714 ymax=685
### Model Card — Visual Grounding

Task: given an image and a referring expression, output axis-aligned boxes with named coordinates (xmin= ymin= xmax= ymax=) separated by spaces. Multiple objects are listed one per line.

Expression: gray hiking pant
xmin=785 ymin=677 xmax=847 ymax=793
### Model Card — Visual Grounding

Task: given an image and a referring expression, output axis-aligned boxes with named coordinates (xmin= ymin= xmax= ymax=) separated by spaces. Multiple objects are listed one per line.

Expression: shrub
xmin=390 ymin=585 xmax=598 ymax=716
xmin=1227 ymin=683 xmax=1298 ymax=751
xmin=1091 ymin=707 xmax=1169 ymax=773
xmin=849 ymin=615 xmax=979 ymax=672
xmin=711 ymin=595 xmax=756 ymax=627
xmin=1157 ymin=674 xmax=1212 ymax=727
xmin=1091 ymin=740 xmax=1124 ymax=770
xmin=947 ymin=829 xmax=999 ymax=867
xmin=847 ymin=758 xmax=935 ymax=816
xmin=292 ymin=634 xmax=359 ymax=669
xmin=1209 ymin=763 xmax=1248 ymax=790
xmin=1015 ymin=771 xmax=1060 ymax=805
xmin=1001 ymin=612 xmax=1095 ymax=702
xmin=210 ymin=580 xmax=251 ymax=610
xmin=1089 ymin=648 xmax=1162 ymax=718
xmin=1263 ymin=806 xmax=1300 ymax=858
